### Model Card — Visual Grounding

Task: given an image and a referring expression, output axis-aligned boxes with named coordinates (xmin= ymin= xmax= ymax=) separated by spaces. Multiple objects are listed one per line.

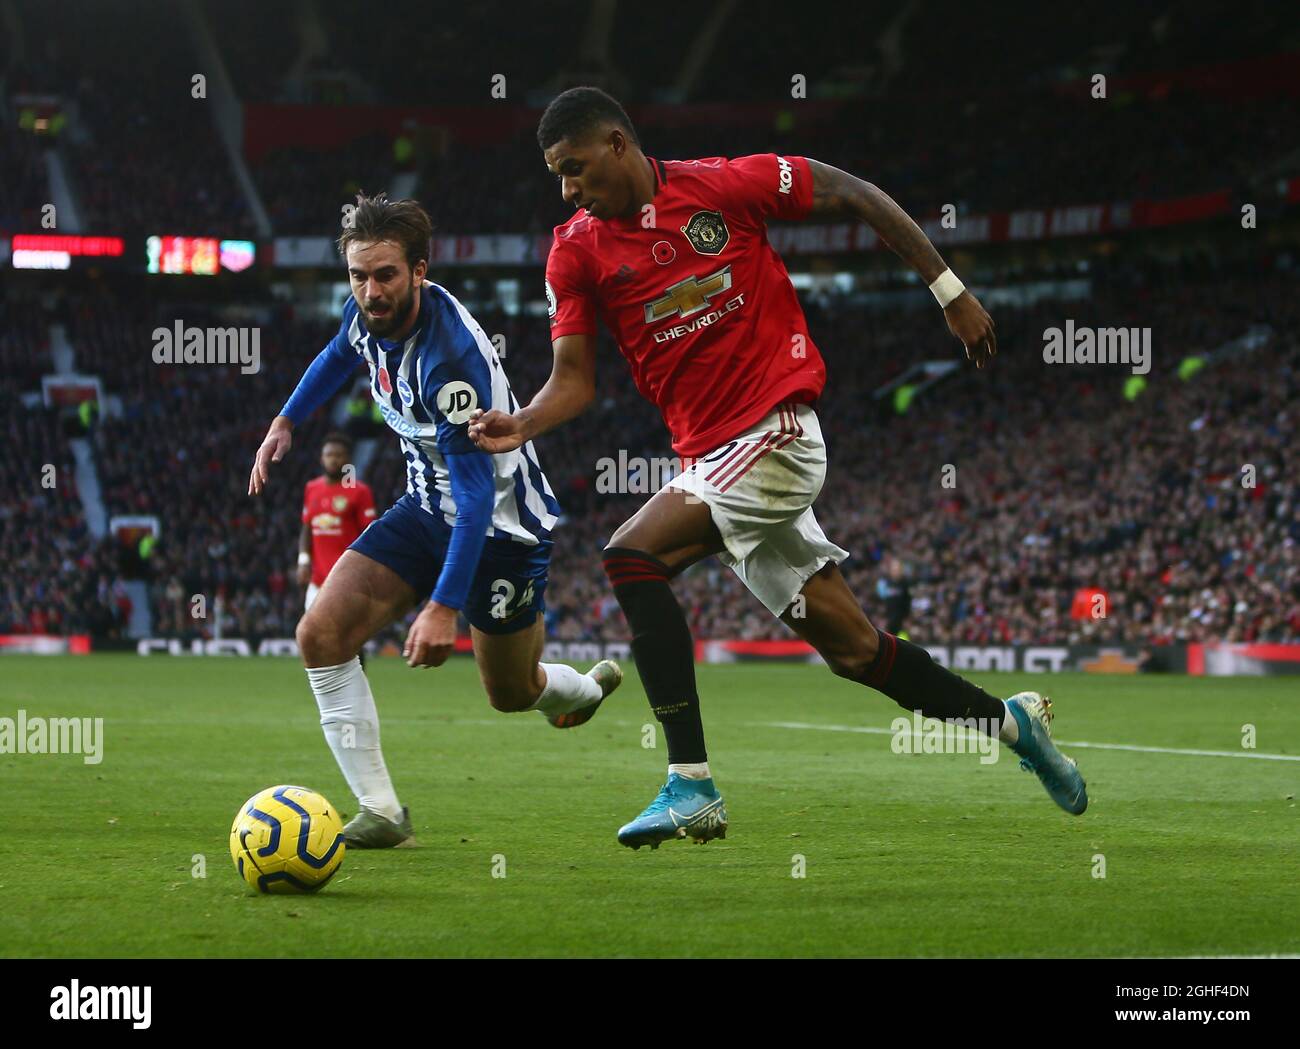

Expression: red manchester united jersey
xmin=545 ymin=154 xmax=825 ymax=456
xmin=302 ymin=476 xmax=377 ymax=585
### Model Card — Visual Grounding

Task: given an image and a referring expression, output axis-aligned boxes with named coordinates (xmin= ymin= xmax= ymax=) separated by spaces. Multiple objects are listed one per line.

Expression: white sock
xmin=998 ymin=700 xmax=1020 ymax=745
xmin=306 ymin=658 xmax=403 ymax=823
xmin=530 ymin=662 xmax=602 ymax=717
xmin=668 ymin=762 xmax=711 ymax=780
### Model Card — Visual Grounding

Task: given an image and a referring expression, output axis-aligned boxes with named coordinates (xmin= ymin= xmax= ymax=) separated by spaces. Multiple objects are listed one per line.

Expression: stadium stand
xmin=3 ymin=268 xmax=1295 ymax=645
xmin=2 ymin=0 xmax=1297 ymax=648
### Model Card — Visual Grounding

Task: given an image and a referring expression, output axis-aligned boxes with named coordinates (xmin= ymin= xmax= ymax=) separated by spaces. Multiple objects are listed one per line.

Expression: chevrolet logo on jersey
xmin=644 ymin=266 xmax=733 ymax=323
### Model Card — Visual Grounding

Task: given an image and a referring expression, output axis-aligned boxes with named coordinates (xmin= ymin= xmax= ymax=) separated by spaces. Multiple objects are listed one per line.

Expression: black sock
xmin=857 ymin=631 xmax=1006 ymax=728
xmin=602 ymin=547 xmax=707 ymax=765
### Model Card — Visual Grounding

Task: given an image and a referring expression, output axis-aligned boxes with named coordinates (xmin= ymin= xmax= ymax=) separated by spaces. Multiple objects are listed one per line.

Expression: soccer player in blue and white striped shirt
xmin=248 ymin=195 xmax=620 ymax=847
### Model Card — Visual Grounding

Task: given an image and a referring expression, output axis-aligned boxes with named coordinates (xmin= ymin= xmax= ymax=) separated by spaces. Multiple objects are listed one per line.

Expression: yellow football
xmin=229 ymin=785 xmax=345 ymax=894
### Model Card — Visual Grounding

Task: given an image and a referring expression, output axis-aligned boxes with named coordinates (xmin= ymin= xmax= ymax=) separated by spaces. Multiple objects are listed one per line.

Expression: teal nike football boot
xmin=617 ymin=773 xmax=728 ymax=849
xmin=1005 ymin=692 xmax=1088 ymax=815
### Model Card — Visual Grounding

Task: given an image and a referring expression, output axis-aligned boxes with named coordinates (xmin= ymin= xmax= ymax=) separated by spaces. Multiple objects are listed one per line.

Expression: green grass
xmin=1 ymin=654 xmax=1297 ymax=957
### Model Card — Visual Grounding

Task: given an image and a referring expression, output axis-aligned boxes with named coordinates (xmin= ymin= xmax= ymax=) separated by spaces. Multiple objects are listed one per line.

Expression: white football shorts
xmin=665 ymin=401 xmax=848 ymax=616
xmin=304 ymin=582 xmax=320 ymax=612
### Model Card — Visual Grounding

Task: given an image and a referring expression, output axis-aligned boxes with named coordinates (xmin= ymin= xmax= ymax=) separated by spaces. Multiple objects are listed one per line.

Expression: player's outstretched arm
xmin=805 ymin=158 xmax=997 ymax=369
xmin=248 ymin=336 xmax=360 ymax=495
xmin=467 ymin=332 xmax=596 ymax=452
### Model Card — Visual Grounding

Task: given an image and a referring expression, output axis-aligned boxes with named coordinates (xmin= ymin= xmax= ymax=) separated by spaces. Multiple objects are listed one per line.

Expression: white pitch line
xmin=1162 ymin=954 xmax=1300 ymax=959
xmin=758 ymin=721 xmax=1300 ymax=762
xmin=1044 ymin=740 xmax=1300 ymax=762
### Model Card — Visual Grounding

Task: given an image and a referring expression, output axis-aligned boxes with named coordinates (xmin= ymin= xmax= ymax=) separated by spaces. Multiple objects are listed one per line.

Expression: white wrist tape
xmin=298 ymin=552 xmax=311 ymax=567
xmin=929 ymin=269 xmax=965 ymax=308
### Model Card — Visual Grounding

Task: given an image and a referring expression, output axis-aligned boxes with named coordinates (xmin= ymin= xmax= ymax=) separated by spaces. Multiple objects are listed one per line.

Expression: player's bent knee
xmin=296 ymin=613 xmax=356 ymax=668
xmin=295 ymin=617 xmax=330 ymax=666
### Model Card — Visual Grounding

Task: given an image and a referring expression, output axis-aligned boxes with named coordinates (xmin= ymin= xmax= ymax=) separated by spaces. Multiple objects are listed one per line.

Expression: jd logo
xmin=437 ymin=380 xmax=478 ymax=424
xmin=681 ymin=211 xmax=729 ymax=255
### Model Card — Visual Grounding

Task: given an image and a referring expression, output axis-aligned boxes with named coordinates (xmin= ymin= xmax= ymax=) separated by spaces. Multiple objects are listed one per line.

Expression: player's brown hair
xmin=336 ymin=193 xmax=432 ymax=271
xmin=322 ymin=431 xmax=353 ymax=453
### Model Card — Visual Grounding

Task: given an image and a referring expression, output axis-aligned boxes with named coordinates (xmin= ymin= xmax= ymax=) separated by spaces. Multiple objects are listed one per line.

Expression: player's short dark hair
xmin=336 ymin=193 xmax=432 ymax=271
xmin=322 ymin=431 xmax=353 ymax=453
xmin=537 ymin=86 xmax=638 ymax=150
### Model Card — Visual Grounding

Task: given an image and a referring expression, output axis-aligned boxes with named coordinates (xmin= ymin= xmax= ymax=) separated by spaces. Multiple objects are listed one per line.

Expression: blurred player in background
xmin=876 ymin=555 xmax=912 ymax=639
xmin=470 ymin=87 xmax=1087 ymax=850
xmin=300 ymin=432 xmax=376 ymax=669
xmin=299 ymin=432 xmax=376 ymax=612
xmin=250 ymin=194 xmax=621 ymax=849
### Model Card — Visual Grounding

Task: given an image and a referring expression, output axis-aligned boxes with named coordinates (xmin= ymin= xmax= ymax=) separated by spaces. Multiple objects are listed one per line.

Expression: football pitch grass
xmin=2 ymin=654 xmax=1297 ymax=958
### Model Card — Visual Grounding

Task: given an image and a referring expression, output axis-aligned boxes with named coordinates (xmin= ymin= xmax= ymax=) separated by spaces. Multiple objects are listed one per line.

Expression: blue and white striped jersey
xmin=336 ymin=281 xmax=559 ymax=544
xmin=284 ymin=279 xmax=559 ymax=548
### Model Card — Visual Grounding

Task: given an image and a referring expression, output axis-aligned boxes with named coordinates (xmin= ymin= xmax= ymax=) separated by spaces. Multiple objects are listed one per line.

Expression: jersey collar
xmin=649 ymin=156 xmax=668 ymax=190
xmin=609 ymin=157 xmax=668 ymax=229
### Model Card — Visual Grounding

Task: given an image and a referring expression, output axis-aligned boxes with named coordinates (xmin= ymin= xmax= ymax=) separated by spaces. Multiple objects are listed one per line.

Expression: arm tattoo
xmin=807 ymin=158 xmax=947 ymax=284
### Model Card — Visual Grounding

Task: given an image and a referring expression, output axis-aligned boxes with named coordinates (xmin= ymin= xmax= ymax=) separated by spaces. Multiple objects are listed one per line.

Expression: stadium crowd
xmin=6 ymin=267 xmax=1294 ymax=648
xmin=528 ymin=271 xmax=1300 ymax=647
xmin=0 ymin=291 xmax=131 ymax=638
xmin=4 ymin=1 xmax=1297 ymax=240
xmin=5 ymin=1 xmax=256 ymax=237
xmin=249 ymin=87 xmax=1300 ymax=238
xmin=2 ymin=1 xmax=1297 ymax=647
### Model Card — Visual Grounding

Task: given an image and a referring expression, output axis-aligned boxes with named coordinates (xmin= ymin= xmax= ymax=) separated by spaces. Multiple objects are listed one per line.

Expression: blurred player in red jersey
xmin=299 ymin=432 xmax=376 ymax=611
xmin=469 ymin=87 xmax=1087 ymax=848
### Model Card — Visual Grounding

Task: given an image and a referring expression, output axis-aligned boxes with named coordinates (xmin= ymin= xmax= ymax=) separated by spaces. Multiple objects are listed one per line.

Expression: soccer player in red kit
xmin=469 ymin=88 xmax=1088 ymax=849
xmin=299 ymin=432 xmax=376 ymax=611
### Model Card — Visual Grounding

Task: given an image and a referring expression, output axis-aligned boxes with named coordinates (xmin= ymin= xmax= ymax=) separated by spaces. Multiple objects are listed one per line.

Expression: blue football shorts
xmin=349 ymin=493 xmax=551 ymax=635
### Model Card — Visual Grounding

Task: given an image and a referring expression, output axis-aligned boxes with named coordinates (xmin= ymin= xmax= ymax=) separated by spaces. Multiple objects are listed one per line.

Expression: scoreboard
xmin=8 ymin=234 xmax=256 ymax=274
xmin=147 ymin=235 xmax=220 ymax=275
xmin=145 ymin=236 xmax=256 ymax=274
